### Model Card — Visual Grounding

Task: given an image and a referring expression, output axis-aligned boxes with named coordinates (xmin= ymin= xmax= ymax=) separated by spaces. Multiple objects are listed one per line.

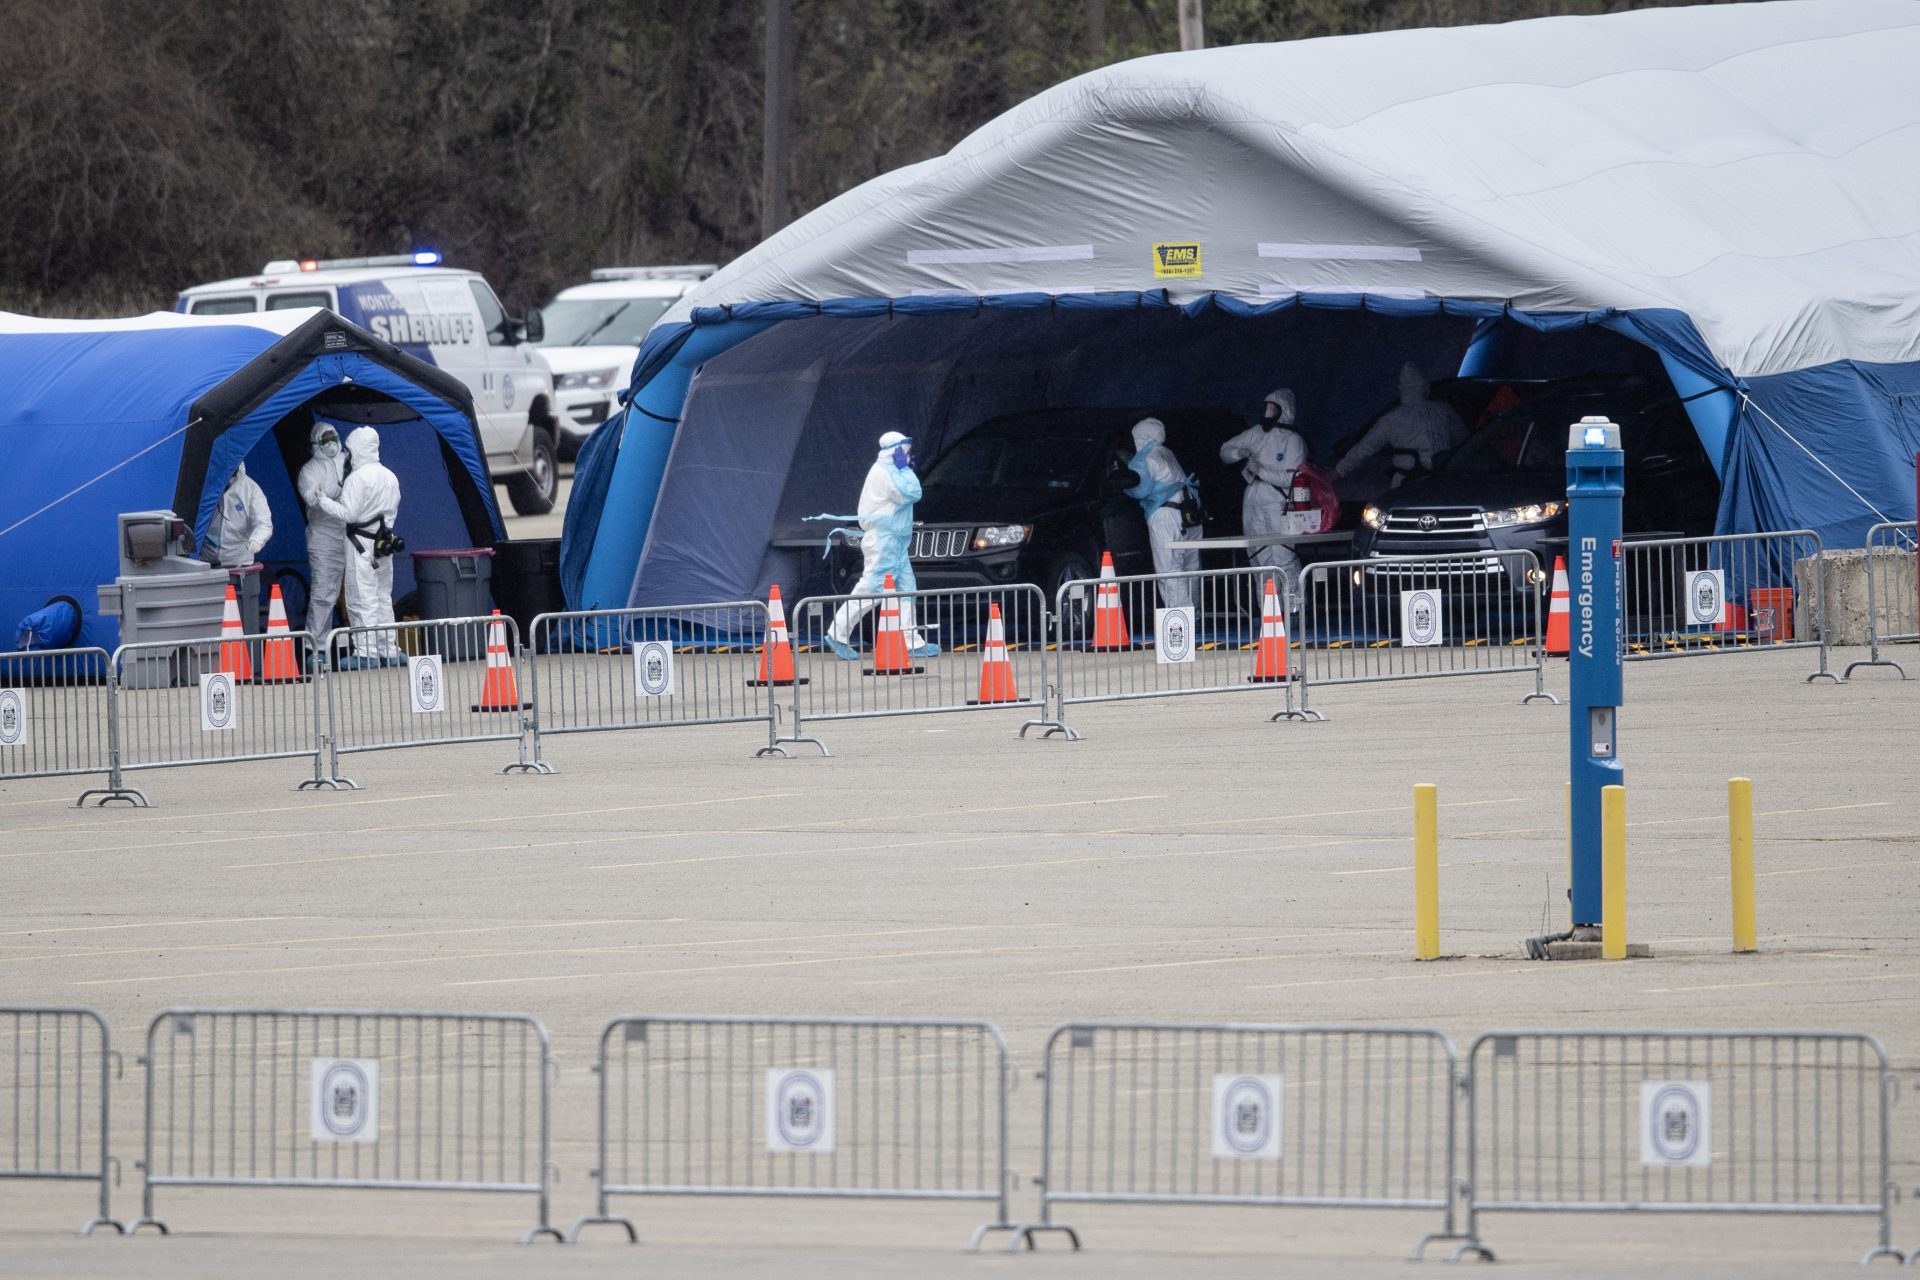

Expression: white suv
xmin=535 ymin=265 xmax=714 ymax=459
xmin=176 ymin=254 xmax=563 ymax=516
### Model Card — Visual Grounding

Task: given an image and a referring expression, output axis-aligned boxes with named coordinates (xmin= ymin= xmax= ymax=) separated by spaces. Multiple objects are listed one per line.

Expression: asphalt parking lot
xmin=2 ymin=641 xmax=1916 ymax=1277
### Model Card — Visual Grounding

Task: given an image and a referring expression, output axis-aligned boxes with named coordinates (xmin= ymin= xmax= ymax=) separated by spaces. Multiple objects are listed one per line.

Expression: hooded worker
xmin=826 ymin=431 xmax=939 ymax=659
xmin=1335 ymin=362 xmax=1468 ymax=486
xmin=203 ymin=461 xmax=273 ymax=568
xmin=316 ymin=427 xmax=402 ymax=666
xmin=1219 ymin=388 xmax=1314 ymax=588
xmin=296 ymin=420 xmax=349 ymax=637
xmin=1123 ymin=417 xmax=1202 ymax=610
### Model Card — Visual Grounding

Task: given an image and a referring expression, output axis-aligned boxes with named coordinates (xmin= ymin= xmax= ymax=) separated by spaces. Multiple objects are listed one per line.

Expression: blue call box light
xmin=1570 ymin=416 xmax=1621 ymax=450
xmin=1583 ymin=426 xmax=1608 ymax=447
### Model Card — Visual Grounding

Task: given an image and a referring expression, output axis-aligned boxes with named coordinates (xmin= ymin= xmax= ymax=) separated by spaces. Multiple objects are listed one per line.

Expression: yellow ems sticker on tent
xmin=1153 ymin=242 xmax=1202 ymax=278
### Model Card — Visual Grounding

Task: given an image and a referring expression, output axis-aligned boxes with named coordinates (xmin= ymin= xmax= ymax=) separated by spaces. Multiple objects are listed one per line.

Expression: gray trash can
xmin=411 ymin=548 xmax=496 ymax=663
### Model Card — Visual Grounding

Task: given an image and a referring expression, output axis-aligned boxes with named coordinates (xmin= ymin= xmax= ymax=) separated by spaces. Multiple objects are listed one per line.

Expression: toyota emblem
xmin=1419 ymin=514 xmax=1438 ymax=531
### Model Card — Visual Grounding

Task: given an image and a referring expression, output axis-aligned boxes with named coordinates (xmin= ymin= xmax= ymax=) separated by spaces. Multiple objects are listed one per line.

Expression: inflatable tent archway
xmin=565 ymin=0 xmax=1920 ymax=612
xmin=0 ymin=308 xmax=503 ymax=650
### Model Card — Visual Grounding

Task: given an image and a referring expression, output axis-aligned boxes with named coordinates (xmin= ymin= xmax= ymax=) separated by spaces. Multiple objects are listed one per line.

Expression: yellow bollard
xmin=1729 ymin=777 xmax=1757 ymax=953
xmin=1601 ymin=784 xmax=1627 ymax=960
xmin=1414 ymin=783 xmax=1440 ymax=960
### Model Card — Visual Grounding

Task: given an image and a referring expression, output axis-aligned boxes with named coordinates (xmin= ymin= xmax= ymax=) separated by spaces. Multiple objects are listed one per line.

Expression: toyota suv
xmin=535 ymin=265 xmax=715 ymax=459
xmin=1349 ymin=375 xmax=1719 ymax=592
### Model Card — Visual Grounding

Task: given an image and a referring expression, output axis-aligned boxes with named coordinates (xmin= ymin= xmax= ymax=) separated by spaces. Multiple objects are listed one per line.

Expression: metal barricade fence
xmin=568 ymin=1015 xmax=1015 ymax=1249
xmin=1843 ymin=521 xmax=1917 ymax=680
xmin=112 ymin=634 xmax=340 ymax=791
xmin=1050 ymin=566 xmax=1307 ymax=728
xmin=321 ymin=618 xmax=541 ymax=779
xmin=0 ymin=1008 xmax=123 ymax=1234
xmin=1292 ymin=550 xmax=1557 ymax=717
xmin=1620 ymin=530 xmax=1836 ymax=681
xmin=780 ymin=584 xmax=1065 ymax=753
xmin=525 ymin=602 xmax=785 ymax=764
xmin=1458 ymin=1030 xmax=1901 ymax=1264
xmin=1015 ymin=1023 xmax=1467 ymax=1257
xmin=0 ymin=646 xmax=144 ymax=807
xmin=131 ymin=1008 xmax=562 ymax=1242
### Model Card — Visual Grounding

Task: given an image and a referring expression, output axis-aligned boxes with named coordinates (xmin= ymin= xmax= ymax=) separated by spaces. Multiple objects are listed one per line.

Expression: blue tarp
xmin=566 ymin=289 xmax=1910 ymax=614
xmin=0 ymin=313 xmax=503 ymax=651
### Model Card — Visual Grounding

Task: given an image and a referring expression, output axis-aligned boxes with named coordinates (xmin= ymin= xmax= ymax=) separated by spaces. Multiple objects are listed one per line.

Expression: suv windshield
xmin=925 ymin=429 xmax=1102 ymax=493
xmin=538 ymin=297 xmax=674 ymax=346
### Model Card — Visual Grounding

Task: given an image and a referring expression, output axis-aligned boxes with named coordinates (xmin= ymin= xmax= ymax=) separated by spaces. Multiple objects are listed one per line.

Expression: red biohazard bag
xmin=1293 ymin=462 xmax=1341 ymax=532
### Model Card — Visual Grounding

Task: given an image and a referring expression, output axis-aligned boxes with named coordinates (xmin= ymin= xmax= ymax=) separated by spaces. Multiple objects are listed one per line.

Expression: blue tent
xmin=565 ymin=1 xmax=1920 ymax=612
xmin=0 ymin=309 xmax=503 ymax=651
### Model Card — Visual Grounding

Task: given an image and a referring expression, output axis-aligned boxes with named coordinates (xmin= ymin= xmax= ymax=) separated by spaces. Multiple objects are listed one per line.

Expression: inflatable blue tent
xmin=565 ymin=0 xmax=1920 ymax=612
xmin=0 ymin=309 xmax=503 ymax=651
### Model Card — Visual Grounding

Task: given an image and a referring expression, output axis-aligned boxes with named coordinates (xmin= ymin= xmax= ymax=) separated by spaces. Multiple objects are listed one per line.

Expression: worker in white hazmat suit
xmin=295 ymin=420 xmax=349 ymax=637
xmin=1122 ymin=417 xmax=1202 ymax=610
xmin=826 ymin=431 xmax=939 ymax=659
xmin=1219 ymin=388 xmax=1314 ymax=590
xmin=316 ymin=427 xmax=403 ymax=666
xmin=1335 ymin=362 xmax=1468 ymax=487
xmin=203 ymin=462 xmax=273 ymax=567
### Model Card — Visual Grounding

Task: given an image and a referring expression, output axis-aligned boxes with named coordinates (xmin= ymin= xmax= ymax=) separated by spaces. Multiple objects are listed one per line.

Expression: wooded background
xmin=3 ymin=0 xmax=1730 ymax=316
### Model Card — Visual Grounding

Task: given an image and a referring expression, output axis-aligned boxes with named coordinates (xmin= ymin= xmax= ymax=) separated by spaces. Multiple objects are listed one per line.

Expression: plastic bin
xmin=1749 ymin=586 xmax=1795 ymax=642
xmin=97 ymin=567 xmax=230 ymax=687
xmin=490 ymin=538 xmax=564 ymax=637
xmin=410 ymin=548 xmax=496 ymax=662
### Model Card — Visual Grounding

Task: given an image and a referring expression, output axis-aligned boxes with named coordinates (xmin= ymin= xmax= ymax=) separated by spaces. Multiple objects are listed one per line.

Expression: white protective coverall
xmin=827 ymin=432 xmax=936 ymax=655
xmin=1219 ymin=387 xmax=1314 ymax=588
xmin=1123 ymin=418 xmax=1201 ymax=610
xmin=295 ymin=420 xmax=348 ymax=636
xmin=317 ymin=427 xmax=402 ymax=662
xmin=206 ymin=463 xmax=273 ymax=567
xmin=1335 ymin=362 xmax=1468 ymax=486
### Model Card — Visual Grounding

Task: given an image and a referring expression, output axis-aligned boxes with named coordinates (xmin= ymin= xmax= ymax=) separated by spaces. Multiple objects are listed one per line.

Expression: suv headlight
xmin=1361 ymin=504 xmax=1389 ymax=531
xmin=972 ymin=524 xmax=1031 ymax=549
xmin=554 ymin=367 xmax=621 ymax=391
xmin=1482 ymin=501 xmax=1564 ymax=529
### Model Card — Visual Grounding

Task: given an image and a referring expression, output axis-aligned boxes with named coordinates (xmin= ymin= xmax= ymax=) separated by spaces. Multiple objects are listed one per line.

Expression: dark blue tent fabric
xmin=569 ymin=287 xmax=1888 ymax=613
xmin=0 ymin=317 xmax=501 ymax=651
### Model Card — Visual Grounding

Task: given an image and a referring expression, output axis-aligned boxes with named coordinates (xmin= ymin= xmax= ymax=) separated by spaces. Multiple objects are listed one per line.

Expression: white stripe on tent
xmin=1259 ymin=284 xmax=1427 ymax=300
xmin=1258 ymin=242 xmax=1423 ymax=262
xmin=906 ymin=244 xmax=1096 ymax=266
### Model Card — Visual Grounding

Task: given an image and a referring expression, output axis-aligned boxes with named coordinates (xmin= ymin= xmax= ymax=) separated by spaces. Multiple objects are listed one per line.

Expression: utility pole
xmin=762 ymin=0 xmax=793 ymax=238
xmin=1178 ymin=0 xmax=1204 ymax=51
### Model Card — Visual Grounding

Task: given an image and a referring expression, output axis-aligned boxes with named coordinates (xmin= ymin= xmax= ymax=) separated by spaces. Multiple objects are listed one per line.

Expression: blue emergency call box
xmin=1566 ymin=417 xmax=1624 ymax=927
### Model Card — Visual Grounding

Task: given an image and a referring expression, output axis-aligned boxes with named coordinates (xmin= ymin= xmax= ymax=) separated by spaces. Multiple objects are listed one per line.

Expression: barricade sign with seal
xmin=1682 ymin=569 xmax=1726 ymax=627
xmin=311 ymin=1058 xmax=380 ymax=1143
xmin=1400 ymin=589 xmax=1445 ymax=647
xmin=1211 ymin=1074 xmax=1283 ymax=1160
xmin=1154 ymin=607 xmax=1195 ymax=663
xmin=407 ymin=655 xmax=444 ymax=714
xmin=0 ymin=686 xmax=27 ymax=747
xmin=632 ymin=640 xmax=674 ymax=698
xmin=1640 ymin=1080 xmax=1710 ymax=1167
xmin=765 ymin=1067 xmax=835 ymax=1152
xmin=198 ymin=671 xmax=236 ymax=731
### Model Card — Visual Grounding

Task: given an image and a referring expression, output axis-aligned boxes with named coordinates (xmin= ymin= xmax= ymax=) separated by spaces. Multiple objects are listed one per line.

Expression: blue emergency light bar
xmin=261 ymin=251 xmax=444 ymax=273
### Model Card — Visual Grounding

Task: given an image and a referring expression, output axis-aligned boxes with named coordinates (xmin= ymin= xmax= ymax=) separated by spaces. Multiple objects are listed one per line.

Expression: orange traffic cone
xmin=1090 ymin=551 xmax=1132 ymax=650
xmin=259 ymin=584 xmax=307 ymax=684
xmin=471 ymin=610 xmax=531 ymax=711
xmin=1544 ymin=556 xmax=1571 ymax=656
xmin=968 ymin=603 xmax=1022 ymax=704
xmin=864 ymin=574 xmax=923 ymax=676
xmin=1246 ymin=577 xmax=1290 ymax=683
xmin=217 ymin=584 xmax=254 ymax=682
xmin=747 ymin=584 xmax=807 ymax=686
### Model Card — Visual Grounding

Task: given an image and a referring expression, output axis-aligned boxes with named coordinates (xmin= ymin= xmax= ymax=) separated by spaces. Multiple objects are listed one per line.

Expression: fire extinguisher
xmin=1287 ymin=473 xmax=1313 ymax=514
